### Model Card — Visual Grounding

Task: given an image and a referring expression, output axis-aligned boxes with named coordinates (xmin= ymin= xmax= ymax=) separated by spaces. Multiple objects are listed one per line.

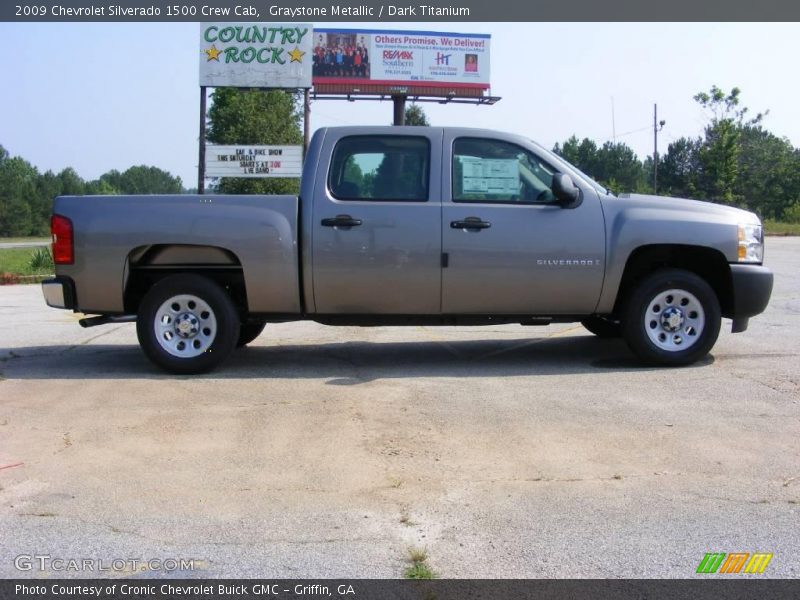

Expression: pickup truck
xmin=42 ymin=126 xmax=773 ymax=373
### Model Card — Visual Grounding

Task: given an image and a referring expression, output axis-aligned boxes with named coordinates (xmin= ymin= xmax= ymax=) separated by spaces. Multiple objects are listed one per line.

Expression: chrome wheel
xmin=644 ymin=288 xmax=705 ymax=352
xmin=153 ymin=294 xmax=217 ymax=358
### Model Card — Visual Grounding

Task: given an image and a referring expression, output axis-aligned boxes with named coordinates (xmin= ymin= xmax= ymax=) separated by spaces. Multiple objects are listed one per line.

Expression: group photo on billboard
xmin=312 ymin=28 xmax=490 ymax=91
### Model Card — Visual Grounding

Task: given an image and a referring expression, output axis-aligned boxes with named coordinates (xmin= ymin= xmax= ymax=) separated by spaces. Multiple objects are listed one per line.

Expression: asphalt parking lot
xmin=0 ymin=238 xmax=798 ymax=579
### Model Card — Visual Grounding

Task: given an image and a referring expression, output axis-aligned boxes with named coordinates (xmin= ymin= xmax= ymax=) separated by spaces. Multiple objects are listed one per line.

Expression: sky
xmin=2 ymin=22 xmax=800 ymax=187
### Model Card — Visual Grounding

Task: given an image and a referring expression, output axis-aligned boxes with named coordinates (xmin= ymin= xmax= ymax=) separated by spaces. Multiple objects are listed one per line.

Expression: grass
xmin=404 ymin=547 xmax=436 ymax=579
xmin=0 ymin=246 xmax=54 ymax=278
xmin=764 ymin=220 xmax=800 ymax=236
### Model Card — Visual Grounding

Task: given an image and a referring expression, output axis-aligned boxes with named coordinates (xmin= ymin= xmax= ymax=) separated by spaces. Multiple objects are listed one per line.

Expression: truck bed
xmin=53 ymin=194 xmax=301 ymax=315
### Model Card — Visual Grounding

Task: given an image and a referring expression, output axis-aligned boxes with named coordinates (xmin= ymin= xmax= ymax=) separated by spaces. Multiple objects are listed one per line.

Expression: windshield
xmin=529 ymin=141 xmax=612 ymax=196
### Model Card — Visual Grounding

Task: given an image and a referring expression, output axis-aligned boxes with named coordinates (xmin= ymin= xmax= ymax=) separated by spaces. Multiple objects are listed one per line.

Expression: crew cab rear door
xmin=311 ymin=128 xmax=443 ymax=314
xmin=441 ymin=131 xmax=606 ymax=314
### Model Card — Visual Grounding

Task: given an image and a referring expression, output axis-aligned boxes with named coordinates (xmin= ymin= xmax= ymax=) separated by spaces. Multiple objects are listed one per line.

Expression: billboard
xmin=199 ymin=23 xmax=313 ymax=88
xmin=312 ymin=29 xmax=490 ymax=96
xmin=206 ymin=145 xmax=303 ymax=178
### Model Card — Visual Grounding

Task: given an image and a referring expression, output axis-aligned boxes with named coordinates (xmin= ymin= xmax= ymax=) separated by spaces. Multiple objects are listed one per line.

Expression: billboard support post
xmin=198 ymin=86 xmax=207 ymax=194
xmin=303 ymin=89 xmax=311 ymax=156
xmin=392 ymin=96 xmax=406 ymax=126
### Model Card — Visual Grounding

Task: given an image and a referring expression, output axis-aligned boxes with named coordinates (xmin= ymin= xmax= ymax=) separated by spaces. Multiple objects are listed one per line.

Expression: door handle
xmin=451 ymin=217 xmax=491 ymax=230
xmin=321 ymin=215 xmax=363 ymax=228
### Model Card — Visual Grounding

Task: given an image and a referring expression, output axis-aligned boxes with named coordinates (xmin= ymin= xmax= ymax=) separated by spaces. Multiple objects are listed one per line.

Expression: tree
xmin=58 ymin=167 xmax=85 ymax=196
xmin=553 ymin=136 xmax=599 ymax=176
xmin=84 ymin=178 xmax=119 ymax=195
xmin=100 ymin=166 xmax=182 ymax=194
xmin=206 ymin=88 xmax=304 ymax=194
xmin=553 ymin=136 xmax=647 ymax=193
xmin=30 ymin=171 xmax=62 ymax=234
xmin=594 ymin=141 xmax=647 ymax=193
xmin=736 ymin=126 xmax=799 ymax=219
xmin=693 ymin=85 xmax=766 ymax=206
xmin=0 ymin=156 xmax=39 ymax=236
xmin=98 ymin=166 xmax=181 ymax=195
xmin=0 ymin=144 xmax=186 ymax=237
xmin=659 ymin=137 xmax=702 ymax=198
xmin=693 ymin=85 xmax=765 ymax=126
xmin=404 ymin=105 xmax=430 ymax=126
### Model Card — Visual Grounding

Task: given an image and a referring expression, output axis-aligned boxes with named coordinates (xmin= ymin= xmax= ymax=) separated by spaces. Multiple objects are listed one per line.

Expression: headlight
xmin=738 ymin=223 xmax=764 ymax=263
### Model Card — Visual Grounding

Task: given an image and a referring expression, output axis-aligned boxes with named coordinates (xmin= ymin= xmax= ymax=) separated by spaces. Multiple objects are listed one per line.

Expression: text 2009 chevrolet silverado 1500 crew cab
xmin=42 ymin=126 xmax=774 ymax=373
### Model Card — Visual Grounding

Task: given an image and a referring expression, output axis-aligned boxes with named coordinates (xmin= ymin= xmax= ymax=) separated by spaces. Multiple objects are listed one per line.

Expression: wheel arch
xmin=612 ymin=244 xmax=734 ymax=317
xmin=123 ymin=244 xmax=249 ymax=316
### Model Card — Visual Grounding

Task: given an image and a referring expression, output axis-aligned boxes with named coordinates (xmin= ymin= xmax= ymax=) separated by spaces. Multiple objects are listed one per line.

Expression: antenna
xmin=611 ymin=97 xmax=616 ymax=142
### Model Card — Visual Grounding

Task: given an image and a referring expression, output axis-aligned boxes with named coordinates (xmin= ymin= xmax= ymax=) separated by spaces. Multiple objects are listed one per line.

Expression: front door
xmin=441 ymin=133 xmax=606 ymax=315
xmin=312 ymin=130 xmax=443 ymax=314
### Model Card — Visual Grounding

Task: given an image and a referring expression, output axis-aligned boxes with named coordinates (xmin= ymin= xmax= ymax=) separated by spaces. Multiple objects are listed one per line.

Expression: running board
xmin=79 ymin=315 xmax=137 ymax=328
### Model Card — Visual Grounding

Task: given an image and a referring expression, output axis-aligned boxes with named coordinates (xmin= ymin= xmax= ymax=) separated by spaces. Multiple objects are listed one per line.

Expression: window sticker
xmin=460 ymin=157 xmax=520 ymax=196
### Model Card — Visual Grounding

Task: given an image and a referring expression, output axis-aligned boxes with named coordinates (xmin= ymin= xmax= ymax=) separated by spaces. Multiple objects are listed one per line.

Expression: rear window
xmin=328 ymin=135 xmax=430 ymax=202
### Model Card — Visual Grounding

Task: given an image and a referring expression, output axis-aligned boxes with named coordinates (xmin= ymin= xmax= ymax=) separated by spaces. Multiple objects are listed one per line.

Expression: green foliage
xmin=29 ymin=246 xmax=53 ymax=271
xmin=658 ymin=137 xmax=701 ymax=198
xmin=553 ymin=136 xmax=647 ymax=193
xmin=206 ymin=88 xmax=303 ymax=195
xmin=0 ymin=146 xmax=185 ymax=237
xmin=100 ymin=166 xmax=183 ymax=194
xmin=661 ymin=86 xmax=798 ymax=218
xmin=404 ymin=548 xmax=436 ymax=579
xmin=698 ymin=118 xmax=740 ymax=204
xmin=736 ymin=126 xmax=798 ymax=220
xmin=691 ymin=86 xmax=754 ymax=205
xmin=58 ymin=167 xmax=85 ymax=196
xmin=404 ymin=562 xmax=436 ymax=579
xmin=553 ymin=136 xmax=598 ymax=174
xmin=0 ymin=156 xmax=38 ymax=236
xmin=784 ymin=203 xmax=800 ymax=224
xmin=763 ymin=219 xmax=800 ymax=235
xmin=404 ymin=105 xmax=430 ymax=126
xmin=0 ymin=246 xmax=53 ymax=276
xmin=84 ymin=178 xmax=120 ymax=195
xmin=555 ymin=86 xmax=799 ymax=222
xmin=693 ymin=85 xmax=766 ymax=126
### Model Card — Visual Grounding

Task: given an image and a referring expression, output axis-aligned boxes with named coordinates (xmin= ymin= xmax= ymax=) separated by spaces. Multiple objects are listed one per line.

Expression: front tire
xmin=622 ymin=269 xmax=721 ymax=366
xmin=136 ymin=274 xmax=240 ymax=374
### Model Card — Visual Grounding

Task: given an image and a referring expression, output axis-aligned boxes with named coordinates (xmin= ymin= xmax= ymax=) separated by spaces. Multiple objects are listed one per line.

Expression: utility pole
xmin=653 ymin=103 xmax=665 ymax=194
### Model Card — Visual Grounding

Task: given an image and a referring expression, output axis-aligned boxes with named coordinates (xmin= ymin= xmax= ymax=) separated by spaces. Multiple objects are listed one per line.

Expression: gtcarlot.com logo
xmin=696 ymin=552 xmax=773 ymax=574
xmin=14 ymin=554 xmax=197 ymax=572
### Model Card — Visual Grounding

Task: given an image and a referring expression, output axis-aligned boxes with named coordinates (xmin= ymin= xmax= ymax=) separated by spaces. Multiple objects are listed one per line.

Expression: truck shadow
xmin=0 ymin=335 xmax=714 ymax=381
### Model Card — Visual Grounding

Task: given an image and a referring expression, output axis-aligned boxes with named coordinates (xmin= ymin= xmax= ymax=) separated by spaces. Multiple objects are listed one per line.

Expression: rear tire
xmin=622 ymin=269 xmax=720 ymax=366
xmin=237 ymin=320 xmax=267 ymax=347
xmin=136 ymin=274 xmax=240 ymax=374
xmin=581 ymin=315 xmax=622 ymax=338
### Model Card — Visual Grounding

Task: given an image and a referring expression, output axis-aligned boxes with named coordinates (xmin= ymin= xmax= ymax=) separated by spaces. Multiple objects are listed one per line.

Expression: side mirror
xmin=552 ymin=173 xmax=580 ymax=206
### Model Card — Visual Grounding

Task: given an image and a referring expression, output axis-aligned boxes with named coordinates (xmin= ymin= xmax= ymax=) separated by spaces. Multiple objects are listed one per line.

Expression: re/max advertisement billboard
xmin=312 ymin=28 xmax=491 ymax=92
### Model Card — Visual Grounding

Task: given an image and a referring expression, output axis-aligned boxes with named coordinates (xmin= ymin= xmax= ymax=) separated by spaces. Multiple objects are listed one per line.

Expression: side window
xmin=452 ymin=138 xmax=558 ymax=204
xmin=329 ymin=135 xmax=430 ymax=201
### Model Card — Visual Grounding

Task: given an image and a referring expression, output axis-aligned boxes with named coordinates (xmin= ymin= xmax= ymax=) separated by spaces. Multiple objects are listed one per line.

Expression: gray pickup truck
xmin=42 ymin=126 xmax=773 ymax=373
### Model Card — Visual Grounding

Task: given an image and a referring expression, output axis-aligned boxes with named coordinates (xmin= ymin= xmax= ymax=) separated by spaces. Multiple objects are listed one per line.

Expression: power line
xmin=615 ymin=125 xmax=651 ymax=138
